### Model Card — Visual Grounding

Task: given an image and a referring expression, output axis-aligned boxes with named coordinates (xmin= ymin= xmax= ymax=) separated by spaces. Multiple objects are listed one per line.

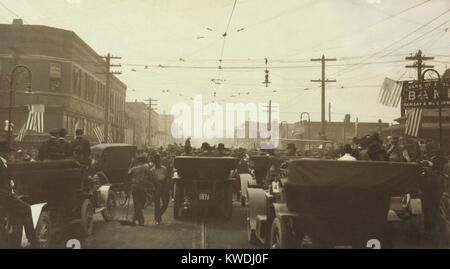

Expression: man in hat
xmin=0 ymin=141 xmax=37 ymax=248
xmin=38 ymin=129 xmax=63 ymax=160
xmin=199 ymin=142 xmax=213 ymax=156
xmin=71 ymin=129 xmax=91 ymax=166
xmin=150 ymin=154 xmax=170 ymax=225
xmin=128 ymin=155 xmax=152 ymax=226
xmin=387 ymin=136 xmax=409 ymax=162
xmin=216 ymin=143 xmax=228 ymax=157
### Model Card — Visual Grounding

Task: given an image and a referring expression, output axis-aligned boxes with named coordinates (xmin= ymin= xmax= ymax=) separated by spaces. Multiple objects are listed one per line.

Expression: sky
xmin=1 ymin=0 xmax=450 ymax=124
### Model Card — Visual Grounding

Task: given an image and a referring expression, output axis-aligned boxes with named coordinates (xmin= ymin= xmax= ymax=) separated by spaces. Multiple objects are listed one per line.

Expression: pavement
xmin=58 ymin=198 xmax=257 ymax=249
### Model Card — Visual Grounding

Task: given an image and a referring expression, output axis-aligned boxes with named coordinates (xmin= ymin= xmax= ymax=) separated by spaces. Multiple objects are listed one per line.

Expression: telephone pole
xmin=99 ymin=53 xmax=121 ymax=143
xmin=263 ymin=100 xmax=274 ymax=132
xmin=405 ymin=50 xmax=434 ymax=81
xmin=311 ymin=55 xmax=336 ymax=137
xmin=144 ymin=98 xmax=158 ymax=147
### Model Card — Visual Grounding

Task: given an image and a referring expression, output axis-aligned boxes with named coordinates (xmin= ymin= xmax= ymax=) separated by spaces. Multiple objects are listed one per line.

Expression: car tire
xmin=80 ymin=199 xmax=94 ymax=237
xmin=35 ymin=211 xmax=54 ymax=248
xmin=224 ymin=184 xmax=233 ymax=220
xmin=173 ymin=182 xmax=183 ymax=220
xmin=270 ymin=217 xmax=294 ymax=249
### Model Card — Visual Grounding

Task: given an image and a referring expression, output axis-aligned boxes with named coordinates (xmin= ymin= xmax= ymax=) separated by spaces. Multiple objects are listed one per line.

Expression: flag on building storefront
xmin=26 ymin=104 xmax=45 ymax=133
xmin=378 ymin=78 xmax=403 ymax=108
xmin=405 ymin=108 xmax=423 ymax=137
xmin=15 ymin=121 xmax=28 ymax=142
xmin=107 ymin=130 xmax=114 ymax=143
xmin=93 ymin=124 xmax=104 ymax=144
xmin=15 ymin=104 xmax=45 ymax=141
xmin=73 ymin=118 xmax=80 ymax=138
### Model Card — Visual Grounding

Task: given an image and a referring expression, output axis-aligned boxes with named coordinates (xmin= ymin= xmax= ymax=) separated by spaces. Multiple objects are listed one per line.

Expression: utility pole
xmin=263 ymin=100 xmax=274 ymax=132
xmin=99 ymin=53 xmax=121 ymax=143
xmin=144 ymin=98 xmax=158 ymax=147
xmin=405 ymin=50 xmax=434 ymax=81
xmin=311 ymin=55 xmax=336 ymax=137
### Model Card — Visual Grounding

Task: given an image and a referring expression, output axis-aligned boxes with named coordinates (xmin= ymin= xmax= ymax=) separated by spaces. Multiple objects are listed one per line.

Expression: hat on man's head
xmin=75 ymin=129 xmax=84 ymax=136
xmin=59 ymin=128 xmax=67 ymax=137
xmin=218 ymin=143 xmax=225 ymax=150
xmin=201 ymin=142 xmax=210 ymax=150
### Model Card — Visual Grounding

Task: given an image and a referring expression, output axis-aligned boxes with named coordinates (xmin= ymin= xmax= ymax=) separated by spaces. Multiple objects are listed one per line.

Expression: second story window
xmin=49 ymin=62 xmax=61 ymax=92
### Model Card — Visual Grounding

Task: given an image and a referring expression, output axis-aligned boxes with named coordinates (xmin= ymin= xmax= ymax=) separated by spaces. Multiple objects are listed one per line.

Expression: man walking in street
xmin=151 ymin=154 xmax=169 ymax=225
xmin=128 ymin=156 xmax=152 ymax=226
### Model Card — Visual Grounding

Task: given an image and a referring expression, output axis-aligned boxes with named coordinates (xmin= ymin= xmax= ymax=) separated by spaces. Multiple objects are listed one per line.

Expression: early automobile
xmin=238 ymin=155 xmax=271 ymax=207
xmin=246 ymin=159 xmax=423 ymax=248
xmin=4 ymin=159 xmax=116 ymax=248
xmin=172 ymin=156 xmax=239 ymax=219
xmin=90 ymin=143 xmax=137 ymax=206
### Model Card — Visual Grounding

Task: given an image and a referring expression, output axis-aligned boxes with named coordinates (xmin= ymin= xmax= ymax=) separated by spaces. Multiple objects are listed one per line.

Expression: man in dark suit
xmin=71 ymin=129 xmax=91 ymax=166
xmin=38 ymin=129 xmax=63 ymax=160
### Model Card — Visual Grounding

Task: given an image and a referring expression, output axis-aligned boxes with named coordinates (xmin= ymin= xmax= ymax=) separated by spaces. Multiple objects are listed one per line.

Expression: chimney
xmin=12 ymin=19 xmax=24 ymax=26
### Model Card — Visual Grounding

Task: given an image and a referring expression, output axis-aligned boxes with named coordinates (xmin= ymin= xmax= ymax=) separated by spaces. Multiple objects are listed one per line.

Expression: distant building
xmin=0 ymin=19 xmax=127 ymax=148
xmin=125 ymin=102 xmax=177 ymax=148
xmin=228 ymin=117 xmax=388 ymax=150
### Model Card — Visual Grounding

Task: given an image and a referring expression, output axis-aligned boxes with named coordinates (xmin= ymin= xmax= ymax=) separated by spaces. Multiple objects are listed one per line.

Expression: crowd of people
xmin=1 ymin=128 xmax=449 ymax=246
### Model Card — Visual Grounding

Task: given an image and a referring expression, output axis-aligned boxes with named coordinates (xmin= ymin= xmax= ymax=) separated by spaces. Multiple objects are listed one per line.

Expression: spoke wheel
xmin=270 ymin=217 xmax=293 ymax=249
xmin=35 ymin=211 xmax=53 ymax=249
xmin=80 ymin=199 xmax=94 ymax=237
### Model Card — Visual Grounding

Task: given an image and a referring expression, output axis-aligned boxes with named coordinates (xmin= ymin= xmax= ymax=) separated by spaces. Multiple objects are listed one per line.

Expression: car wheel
xmin=80 ymin=199 xmax=94 ymax=237
xmin=270 ymin=217 xmax=294 ymax=249
xmin=35 ymin=211 xmax=53 ymax=248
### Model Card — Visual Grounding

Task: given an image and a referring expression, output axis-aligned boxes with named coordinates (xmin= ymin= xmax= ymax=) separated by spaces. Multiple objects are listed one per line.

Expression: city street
xmin=60 ymin=199 xmax=256 ymax=249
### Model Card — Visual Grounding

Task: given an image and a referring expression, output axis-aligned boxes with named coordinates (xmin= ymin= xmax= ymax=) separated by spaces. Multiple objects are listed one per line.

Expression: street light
xmin=7 ymin=65 xmax=32 ymax=148
xmin=300 ymin=112 xmax=311 ymax=149
xmin=421 ymin=69 xmax=443 ymax=150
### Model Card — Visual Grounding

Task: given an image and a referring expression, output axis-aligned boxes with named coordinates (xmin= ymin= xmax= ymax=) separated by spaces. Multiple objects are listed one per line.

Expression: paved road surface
xmin=58 ymin=199 xmax=257 ymax=249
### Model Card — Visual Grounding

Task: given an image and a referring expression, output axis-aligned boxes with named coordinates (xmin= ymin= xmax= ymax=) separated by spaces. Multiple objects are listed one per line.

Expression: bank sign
xmin=402 ymin=79 xmax=450 ymax=108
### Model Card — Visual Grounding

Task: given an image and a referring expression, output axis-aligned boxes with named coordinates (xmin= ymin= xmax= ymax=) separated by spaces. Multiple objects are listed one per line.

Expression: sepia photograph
xmin=0 ymin=0 xmax=449 ymax=255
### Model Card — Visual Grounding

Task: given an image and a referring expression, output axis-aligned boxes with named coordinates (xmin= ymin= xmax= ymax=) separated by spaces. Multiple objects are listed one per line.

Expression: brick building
xmin=0 ymin=19 xmax=126 ymax=148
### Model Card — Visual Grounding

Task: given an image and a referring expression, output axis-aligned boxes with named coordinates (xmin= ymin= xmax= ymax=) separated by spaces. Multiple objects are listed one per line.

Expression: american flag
xmin=107 ymin=130 xmax=114 ymax=143
xmin=15 ymin=121 xmax=28 ymax=142
xmin=405 ymin=108 xmax=423 ymax=137
xmin=378 ymin=78 xmax=403 ymax=108
xmin=26 ymin=104 xmax=45 ymax=133
xmin=93 ymin=124 xmax=104 ymax=144
xmin=15 ymin=104 xmax=45 ymax=141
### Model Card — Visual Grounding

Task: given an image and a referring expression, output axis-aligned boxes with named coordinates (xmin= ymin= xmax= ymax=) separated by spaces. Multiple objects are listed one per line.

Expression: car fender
xmin=98 ymin=185 xmax=112 ymax=207
xmin=30 ymin=203 xmax=47 ymax=229
xmin=247 ymin=187 xmax=267 ymax=231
